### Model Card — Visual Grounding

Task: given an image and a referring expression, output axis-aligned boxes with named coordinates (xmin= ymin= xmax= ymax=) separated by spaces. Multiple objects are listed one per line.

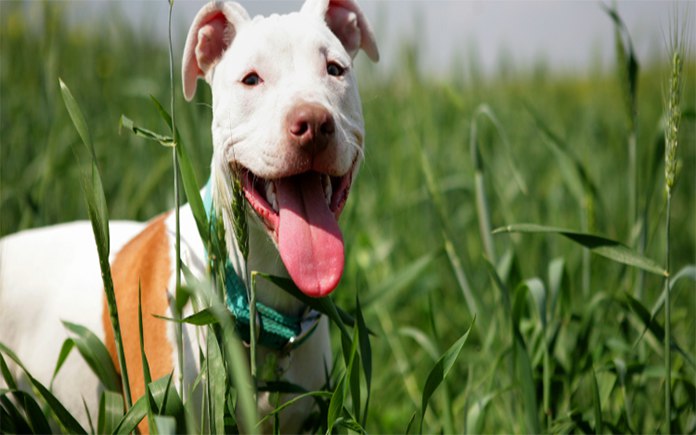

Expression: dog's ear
xmin=182 ymin=2 xmax=250 ymax=101
xmin=301 ymin=0 xmax=379 ymax=62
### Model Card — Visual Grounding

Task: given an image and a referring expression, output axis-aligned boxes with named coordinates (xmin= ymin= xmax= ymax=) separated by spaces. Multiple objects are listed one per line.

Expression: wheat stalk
xmin=664 ymin=52 xmax=683 ymax=197
xmin=662 ymin=7 xmax=689 ymax=429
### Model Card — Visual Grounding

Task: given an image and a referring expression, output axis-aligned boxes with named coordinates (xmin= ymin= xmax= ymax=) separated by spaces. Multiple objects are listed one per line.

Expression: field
xmin=1 ymin=2 xmax=695 ymax=434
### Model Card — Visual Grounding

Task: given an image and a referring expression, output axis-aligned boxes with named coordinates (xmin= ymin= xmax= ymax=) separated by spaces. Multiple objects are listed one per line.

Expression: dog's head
xmin=183 ymin=0 xmax=378 ymax=297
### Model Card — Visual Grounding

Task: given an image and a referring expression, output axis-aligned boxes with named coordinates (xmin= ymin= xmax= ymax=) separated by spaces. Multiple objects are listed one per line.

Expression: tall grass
xmin=1 ymin=2 xmax=695 ymax=433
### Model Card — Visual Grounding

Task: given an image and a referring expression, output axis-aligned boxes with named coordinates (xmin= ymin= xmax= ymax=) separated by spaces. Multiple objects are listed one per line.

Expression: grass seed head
xmin=664 ymin=12 xmax=690 ymax=195
xmin=231 ymin=173 xmax=249 ymax=260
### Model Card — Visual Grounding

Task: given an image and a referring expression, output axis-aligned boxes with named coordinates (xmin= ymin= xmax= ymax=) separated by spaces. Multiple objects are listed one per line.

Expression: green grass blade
xmin=112 ymin=374 xmax=183 ymax=434
xmin=474 ymin=169 xmax=496 ymax=262
xmin=513 ymin=333 xmax=540 ymax=434
xmin=525 ymin=103 xmax=601 ymax=207
xmin=596 ymin=370 xmax=617 ymax=412
xmin=362 ymin=248 xmax=441 ymax=308
xmin=154 ymin=374 xmax=185 ymax=430
xmin=62 ymin=321 xmax=120 ymax=392
xmin=207 ymin=301 xmax=257 ymax=432
xmin=651 ymin=265 xmax=696 ymax=318
xmin=469 ymin=104 xmax=528 ymax=263
xmin=670 ymin=264 xmax=696 ymax=288
xmin=155 ymin=308 xmax=218 ymax=326
xmin=471 ymin=104 xmax=528 ymax=194
xmin=625 ymin=291 xmax=664 ymax=341
xmin=624 ymin=291 xmax=694 ymax=369
xmin=418 ymin=140 xmax=480 ymax=317
xmin=162 ymin=4 xmax=184 ymax=388
xmin=604 ymin=2 xmax=639 ymax=237
xmin=58 ymin=79 xmax=95 ymax=161
xmin=119 ymin=115 xmax=174 ymax=146
xmin=348 ymin=321 xmax=362 ymax=424
xmin=50 ymin=339 xmax=75 ymax=389
xmin=151 ymin=374 xmax=179 ymax=417
xmin=154 ymin=415 xmax=177 ymax=435
xmin=355 ymin=295 xmax=372 ymax=427
xmin=522 ymin=278 xmax=547 ymax=329
xmin=59 ymin=79 xmax=110 ymax=258
xmin=591 ymin=367 xmax=604 ymax=434
xmin=97 ymin=390 xmax=124 ymax=434
xmin=138 ymin=284 xmax=153 ymax=388
xmin=121 ymin=100 xmax=210 ymax=244
xmin=517 ymin=278 xmax=550 ymax=430
xmin=405 ymin=411 xmax=417 ymax=434
xmin=206 ymin=329 xmax=226 ymax=433
xmin=547 ymin=258 xmax=566 ymax=320
xmin=338 ymin=318 xmax=354 ymax=371
xmin=511 ymin=285 xmax=541 ymax=434
xmin=150 ymin=96 xmax=210 ymax=244
xmin=483 ymin=257 xmax=511 ymax=327
xmin=0 ymin=342 xmax=87 ymax=434
xmin=1 ymin=392 xmax=32 ymax=433
xmin=444 ymin=237 xmax=481 ymax=319
xmin=0 ymin=354 xmax=18 ymax=390
xmin=470 ymin=108 xmax=495 ymax=261
xmin=248 ymin=272 xmax=259 ymax=390
xmin=256 ymin=391 xmax=332 ymax=427
xmin=30 ymin=375 xmax=87 ymax=433
xmin=335 ymin=414 xmax=366 ymax=433
xmin=419 ymin=318 xmax=474 ymax=433
xmin=154 ymin=372 xmax=176 ymax=415
xmin=113 ymin=393 xmax=148 ymax=434
xmin=59 ymin=78 xmax=131 ymax=407
xmin=493 ymin=223 xmax=667 ymax=276
xmin=399 ymin=327 xmax=439 ymax=360
xmin=9 ymin=389 xmax=52 ymax=434
xmin=81 ymin=397 xmax=96 ymax=434
xmin=327 ymin=374 xmax=346 ymax=433
xmin=603 ymin=3 xmax=639 ymax=111
xmin=466 ymin=391 xmax=499 ymax=434
xmin=137 ymin=285 xmax=157 ymax=432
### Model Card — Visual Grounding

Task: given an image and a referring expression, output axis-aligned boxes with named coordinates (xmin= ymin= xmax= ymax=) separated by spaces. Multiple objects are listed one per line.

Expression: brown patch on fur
xmin=103 ymin=213 xmax=173 ymax=432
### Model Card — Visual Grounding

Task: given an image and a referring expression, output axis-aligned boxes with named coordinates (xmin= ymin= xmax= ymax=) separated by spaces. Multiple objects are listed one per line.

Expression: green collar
xmin=202 ymin=178 xmax=318 ymax=351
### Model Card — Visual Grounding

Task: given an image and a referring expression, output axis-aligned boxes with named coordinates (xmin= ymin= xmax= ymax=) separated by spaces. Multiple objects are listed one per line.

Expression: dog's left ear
xmin=301 ymin=0 xmax=379 ymax=62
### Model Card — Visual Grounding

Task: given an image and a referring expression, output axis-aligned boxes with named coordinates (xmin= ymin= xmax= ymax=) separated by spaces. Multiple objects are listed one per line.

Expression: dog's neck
xmin=210 ymin=164 xmax=305 ymax=317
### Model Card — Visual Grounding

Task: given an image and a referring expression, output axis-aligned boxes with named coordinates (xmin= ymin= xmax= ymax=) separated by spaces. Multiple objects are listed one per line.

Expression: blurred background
xmin=1 ymin=1 xmax=694 ymax=433
xmin=14 ymin=1 xmax=686 ymax=74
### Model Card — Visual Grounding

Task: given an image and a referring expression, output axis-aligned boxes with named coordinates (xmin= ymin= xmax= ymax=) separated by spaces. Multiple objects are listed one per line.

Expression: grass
xmin=1 ymin=2 xmax=695 ymax=433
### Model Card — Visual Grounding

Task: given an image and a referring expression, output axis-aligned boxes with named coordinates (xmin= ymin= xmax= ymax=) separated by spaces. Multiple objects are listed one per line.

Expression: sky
xmin=55 ymin=0 xmax=693 ymax=76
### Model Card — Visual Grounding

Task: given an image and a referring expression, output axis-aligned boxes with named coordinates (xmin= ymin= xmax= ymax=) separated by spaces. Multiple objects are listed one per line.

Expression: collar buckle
xmin=285 ymin=309 xmax=322 ymax=351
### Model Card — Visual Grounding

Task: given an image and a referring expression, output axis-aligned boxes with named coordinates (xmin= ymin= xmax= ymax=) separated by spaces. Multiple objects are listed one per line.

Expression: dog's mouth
xmin=239 ymin=167 xmax=354 ymax=298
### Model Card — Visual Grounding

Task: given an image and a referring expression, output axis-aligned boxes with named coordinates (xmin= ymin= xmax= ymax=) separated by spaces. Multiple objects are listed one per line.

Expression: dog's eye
xmin=327 ymin=62 xmax=345 ymax=77
xmin=242 ymin=72 xmax=262 ymax=86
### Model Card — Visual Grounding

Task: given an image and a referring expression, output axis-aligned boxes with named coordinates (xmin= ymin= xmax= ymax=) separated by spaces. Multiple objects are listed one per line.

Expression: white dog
xmin=0 ymin=0 xmax=378 ymax=431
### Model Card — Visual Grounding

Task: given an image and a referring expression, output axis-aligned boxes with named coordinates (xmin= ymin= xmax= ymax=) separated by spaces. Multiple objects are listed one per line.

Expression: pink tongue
xmin=276 ymin=173 xmax=344 ymax=297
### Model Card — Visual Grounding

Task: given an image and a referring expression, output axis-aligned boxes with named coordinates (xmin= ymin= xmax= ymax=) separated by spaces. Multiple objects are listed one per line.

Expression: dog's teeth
xmin=322 ymin=175 xmax=332 ymax=205
xmin=265 ymin=181 xmax=278 ymax=211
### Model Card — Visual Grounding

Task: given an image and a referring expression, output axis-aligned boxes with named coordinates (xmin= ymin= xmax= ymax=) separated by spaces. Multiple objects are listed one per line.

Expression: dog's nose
xmin=287 ymin=103 xmax=335 ymax=154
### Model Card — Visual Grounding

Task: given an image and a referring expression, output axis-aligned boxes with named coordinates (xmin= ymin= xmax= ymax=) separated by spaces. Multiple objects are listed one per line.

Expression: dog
xmin=0 ymin=0 xmax=378 ymax=431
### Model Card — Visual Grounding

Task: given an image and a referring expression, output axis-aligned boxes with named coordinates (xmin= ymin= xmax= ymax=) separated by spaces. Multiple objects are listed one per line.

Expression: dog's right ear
xmin=182 ymin=2 xmax=250 ymax=101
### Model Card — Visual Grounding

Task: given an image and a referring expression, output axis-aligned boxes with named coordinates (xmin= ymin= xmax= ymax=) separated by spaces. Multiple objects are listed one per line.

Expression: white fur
xmin=0 ymin=222 xmax=143 ymax=424
xmin=0 ymin=0 xmax=377 ymax=431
